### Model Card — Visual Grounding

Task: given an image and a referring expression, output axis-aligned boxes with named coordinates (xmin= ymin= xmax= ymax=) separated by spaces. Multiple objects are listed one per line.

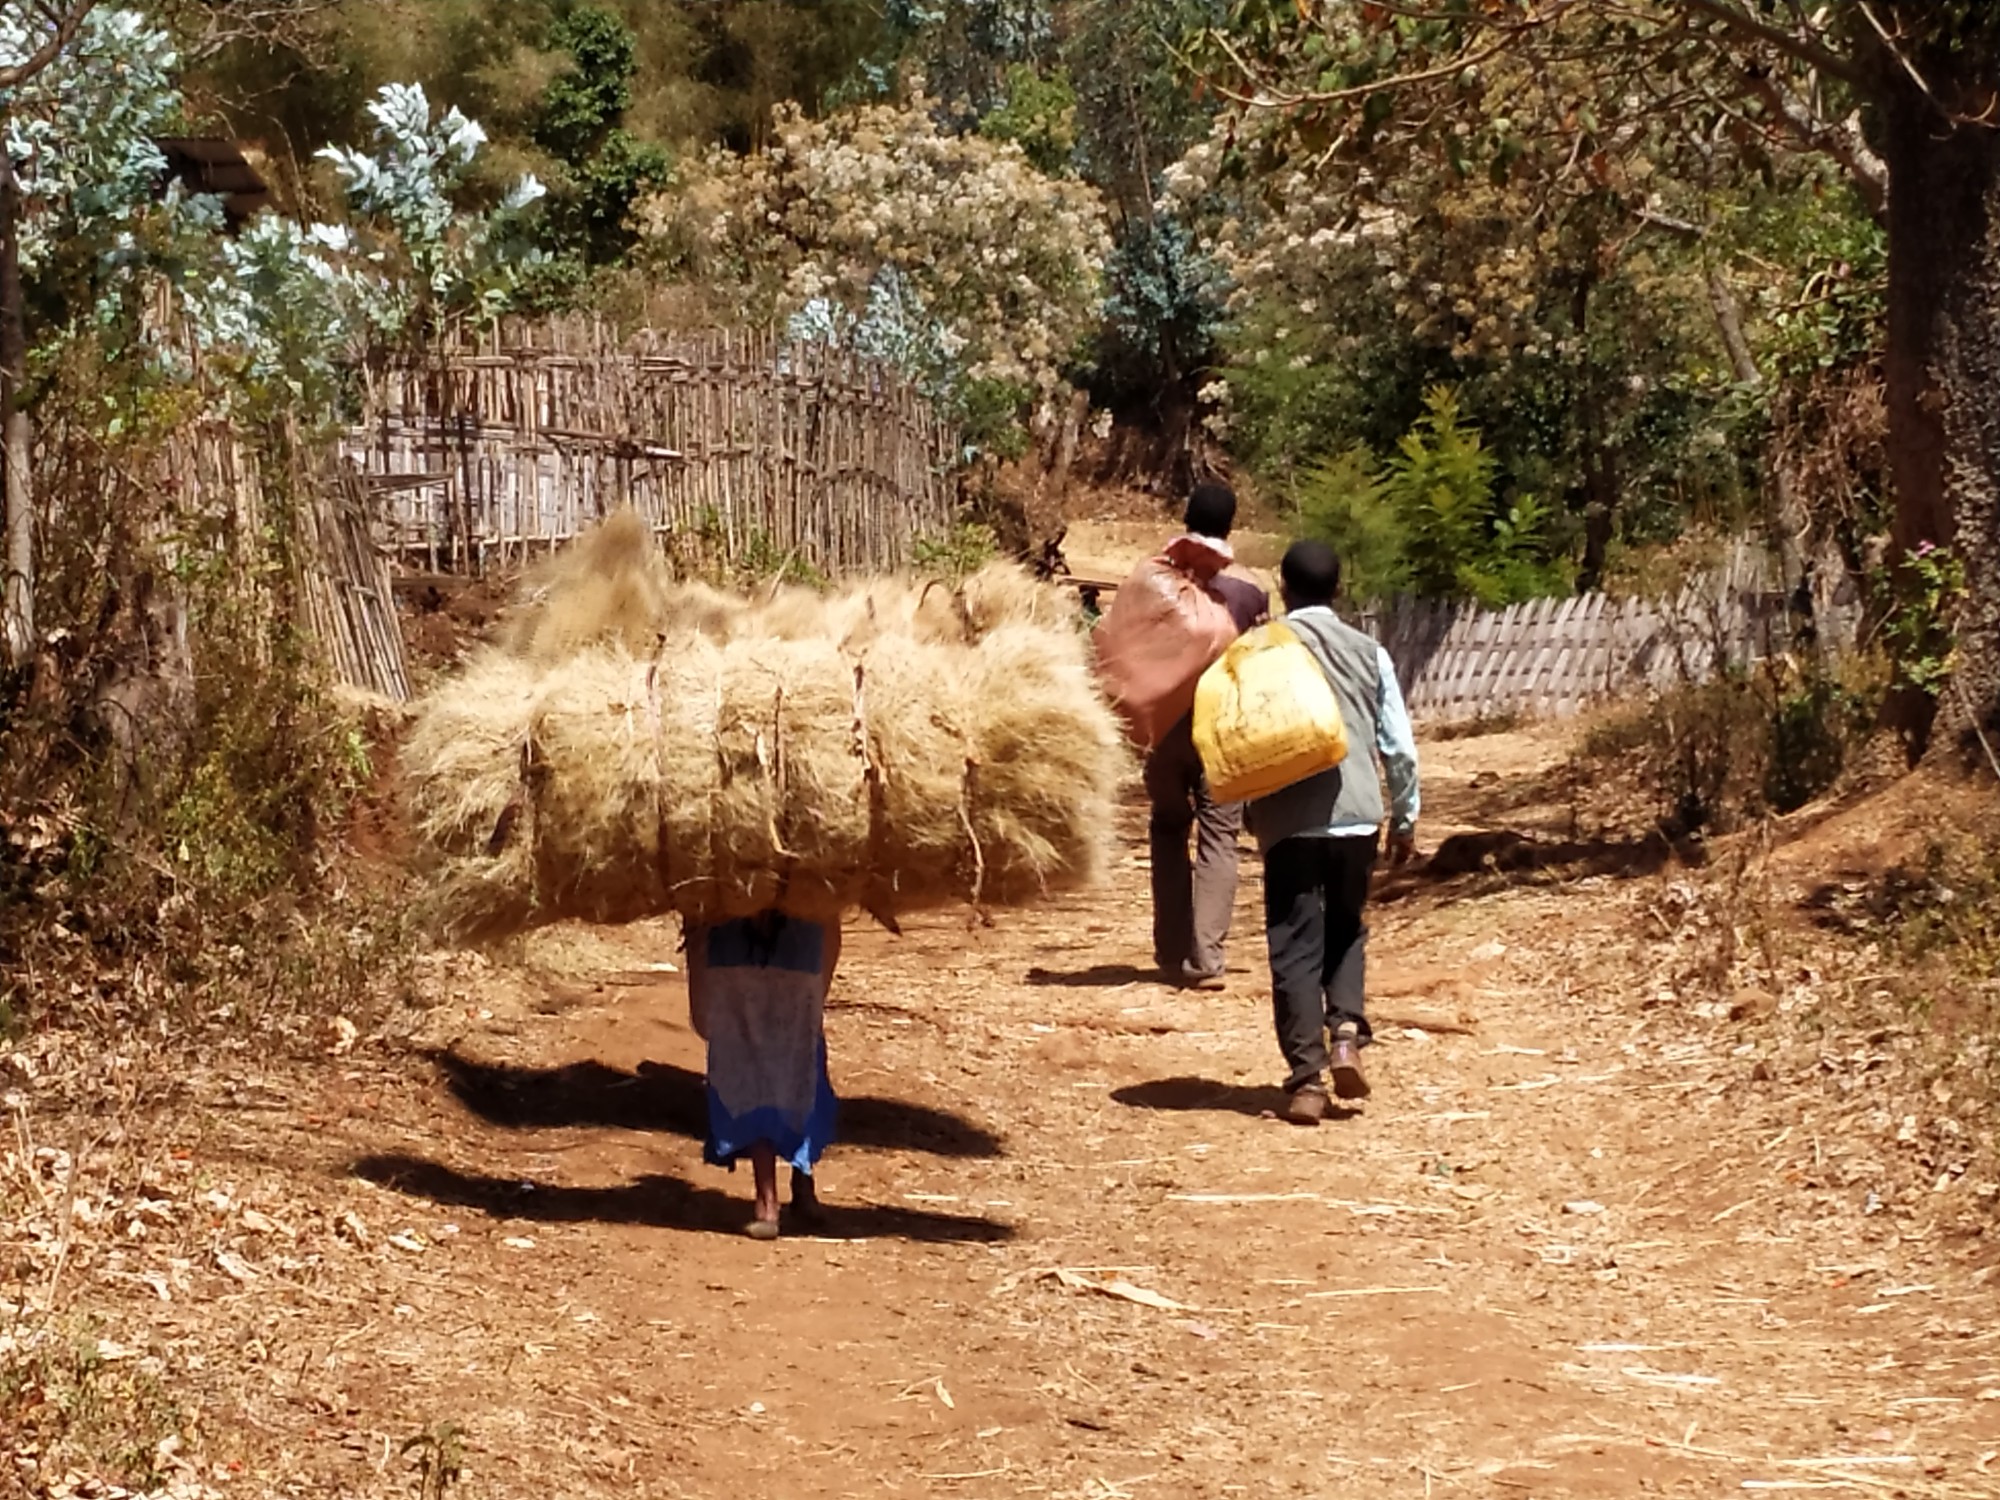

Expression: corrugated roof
xmin=154 ymin=137 xmax=272 ymax=224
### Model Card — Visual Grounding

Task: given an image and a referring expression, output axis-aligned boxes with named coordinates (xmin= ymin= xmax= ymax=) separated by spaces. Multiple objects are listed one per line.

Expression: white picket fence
xmin=1359 ymin=545 xmax=1844 ymax=723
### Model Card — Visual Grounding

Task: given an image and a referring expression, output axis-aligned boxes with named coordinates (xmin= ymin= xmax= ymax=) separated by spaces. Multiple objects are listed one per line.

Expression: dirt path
xmin=14 ymin=725 xmax=2000 ymax=1499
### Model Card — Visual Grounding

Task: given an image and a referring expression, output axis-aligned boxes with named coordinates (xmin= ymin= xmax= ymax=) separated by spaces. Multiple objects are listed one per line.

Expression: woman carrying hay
xmin=685 ymin=911 xmax=841 ymax=1239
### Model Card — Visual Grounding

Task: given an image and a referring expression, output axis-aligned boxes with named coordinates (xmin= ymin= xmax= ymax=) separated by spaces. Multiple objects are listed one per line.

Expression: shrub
xmin=0 ymin=348 xmax=411 ymax=1040
xmin=1825 ymin=808 xmax=2000 ymax=1109
xmin=913 ymin=521 xmax=1000 ymax=579
xmin=978 ymin=63 xmax=1078 ymax=176
xmin=531 ymin=7 xmax=671 ymax=272
xmin=1574 ymin=656 xmax=1879 ymax=837
xmin=1872 ymin=835 xmax=2000 ymax=981
xmin=1290 ymin=389 xmax=1572 ymax=606
xmin=1879 ymin=541 xmax=1965 ymax=698
xmin=1 ymin=1325 xmax=186 ymax=1492
xmin=1383 ymin=387 xmax=1571 ymax=606
xmin=1291 ymin=445 xmax=1408 ymax=603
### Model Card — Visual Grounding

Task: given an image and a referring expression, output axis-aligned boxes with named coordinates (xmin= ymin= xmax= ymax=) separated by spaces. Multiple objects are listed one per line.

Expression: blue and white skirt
xmin=689 ymin=914 xmax=839 ymax=1174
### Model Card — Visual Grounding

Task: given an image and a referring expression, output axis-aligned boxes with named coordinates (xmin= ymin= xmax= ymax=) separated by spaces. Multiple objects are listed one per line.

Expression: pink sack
xmin=1093 ymin=542 xmax=1242 ymax=750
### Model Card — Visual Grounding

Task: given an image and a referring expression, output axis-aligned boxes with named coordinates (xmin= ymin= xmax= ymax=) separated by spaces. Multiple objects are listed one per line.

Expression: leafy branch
xmin=0 ymin=0 xmax=97 ymax=90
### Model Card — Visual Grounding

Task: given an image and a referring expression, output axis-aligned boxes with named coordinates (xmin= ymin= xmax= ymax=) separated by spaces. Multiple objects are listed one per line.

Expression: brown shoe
xmin=1179 ymin=964 xmax=1226 ymax=992
xmin=1282 ymin=1083 xmax=1329 ymax=1126
xmin=1330 ymin=1037 xmax=1370 ymax=1100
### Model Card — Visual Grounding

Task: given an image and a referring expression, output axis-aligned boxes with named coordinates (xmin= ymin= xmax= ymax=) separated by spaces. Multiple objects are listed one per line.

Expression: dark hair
xmin=1280 ymin=539 xmax=1342 ymax=606
xmin=1183 ymin=480 xmax=1238 ymax=540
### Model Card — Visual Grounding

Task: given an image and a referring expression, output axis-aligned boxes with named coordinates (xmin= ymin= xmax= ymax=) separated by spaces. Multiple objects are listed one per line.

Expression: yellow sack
xmin=1193 ymin=620 xmax=1349 ymax=804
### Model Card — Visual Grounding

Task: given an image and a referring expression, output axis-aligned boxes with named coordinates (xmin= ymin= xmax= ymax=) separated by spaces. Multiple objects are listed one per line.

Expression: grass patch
xmin=1 ymin=1325 xmax=188 ymax=1491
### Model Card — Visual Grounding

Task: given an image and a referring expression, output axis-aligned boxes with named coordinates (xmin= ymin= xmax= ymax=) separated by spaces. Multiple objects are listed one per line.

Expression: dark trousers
xmin=1143 ymin=713 xmax=1241 ymax=979
xmin=1264 ymin=833 xmax=1378 ymax=1093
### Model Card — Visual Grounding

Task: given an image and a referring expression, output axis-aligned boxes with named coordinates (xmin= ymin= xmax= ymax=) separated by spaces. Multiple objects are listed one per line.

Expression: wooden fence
xmin=297 ymin=471 xmax=410 ymax=702
xmin=1356 ymin=544 xmax=1849 ymax=723
xmin=166 ymin=417 xmax=410 ymax=703
xmin=142 ymin=285 xmax=410 ymax=703
xmin=340 ymin=324 xmax=960 ymax=576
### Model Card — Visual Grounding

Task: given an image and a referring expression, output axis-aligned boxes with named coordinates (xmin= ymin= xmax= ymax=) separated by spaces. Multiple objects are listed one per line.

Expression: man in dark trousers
xmin=1146 ymin=481 xmax=1268 ymax=990
xmin=1247 ymin=540 xmax=1420 ymax=1120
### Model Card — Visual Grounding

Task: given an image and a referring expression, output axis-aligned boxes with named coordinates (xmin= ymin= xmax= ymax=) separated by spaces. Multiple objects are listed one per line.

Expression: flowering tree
xmin=5 ymin=6 xmax=176 ymax=278
xmin=1 ymin=1 xmax=146 ymax=665
xmin=183 ymin=81 xmax=544 ymax=402
xmin=1170 ymin=7 xmax=1886 ymax=594
xmin=661 ymin=94 xmax=1109 ymax=452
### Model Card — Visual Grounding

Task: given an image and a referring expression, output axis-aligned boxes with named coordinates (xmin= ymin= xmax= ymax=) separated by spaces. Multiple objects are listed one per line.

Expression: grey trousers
xmin=1144 ymin=713 xmax=1241 ymax=979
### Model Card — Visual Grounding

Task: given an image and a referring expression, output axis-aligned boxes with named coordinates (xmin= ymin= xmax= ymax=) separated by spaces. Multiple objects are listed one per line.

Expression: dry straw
xmin=404 ymin=510 xmax=1130 ymax=938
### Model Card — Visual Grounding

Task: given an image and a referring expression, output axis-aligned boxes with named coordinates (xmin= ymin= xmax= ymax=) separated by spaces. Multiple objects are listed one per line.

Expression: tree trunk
xmin=0 ymin=145 xmax=31 ymax=669
xmin=1879 ymin=73 xmax=2000 ymax=762
xmin=84 ymin=568 xmax=195 ymax=821
xmin=1571 ymin=272 xmax=1617 ymax=591
xmin=1705 ymin=265 xmax=1819 ymax=646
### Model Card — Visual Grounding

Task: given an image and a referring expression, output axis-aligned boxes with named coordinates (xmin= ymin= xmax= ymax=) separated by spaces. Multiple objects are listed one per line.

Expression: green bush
xmin=913 ymin=521 xmax=1000 ymax=580
xmin=1766 ymin=673 xmax=1870 ymax=813
xmin=0 ymin=350 xmax=411 ymax=1040
xmin=532 ymin=7 xmax=672 ymax=272
xmin=1870 ymin=835 xmax=2000 ymax=981
xmin=1879 ymin=541 xmax=1965 ymax=697
xmin=1291 ymin=387 xmax=1572 ymax=606
xmin=979 ymin=64 xmax=1078 ymax=176
xmin=1291 ymin=445 xmax=1408 ymax=602
xmin=1384 ymin=387 xmax=1571 ymax=606
xmin=1 ymin=1326 xmax=186 ymax=1491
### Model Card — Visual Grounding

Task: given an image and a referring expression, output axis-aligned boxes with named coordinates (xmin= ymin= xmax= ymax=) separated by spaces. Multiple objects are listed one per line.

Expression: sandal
xmin=745 ymin=1218 xmax=780 ymax=1240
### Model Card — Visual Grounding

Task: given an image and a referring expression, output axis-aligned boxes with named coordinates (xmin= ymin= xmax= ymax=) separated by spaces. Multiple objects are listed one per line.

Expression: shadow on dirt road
xmin=1111 ymin=1075 xmax=1362 ymax=1123
xmin=427 ymin=1050 xmax=1005 ymax=1158
xmin=350 ymin=1152 xmax=1017 ymax=1243
xmin=1024 ymin=962 xmax=1159 ymax=988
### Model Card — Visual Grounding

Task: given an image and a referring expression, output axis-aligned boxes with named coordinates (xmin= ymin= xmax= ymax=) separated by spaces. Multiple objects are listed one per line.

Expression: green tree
xmin=1 ymin=0 xmax=119 ymax=666
xmin=1295 ymin=390 xmax=1569 ymax=607
xmin=1194 ymin=0 xmax=2000 ymax=759
xmin=186 ymin=1 xmax=890 ymax=195
xmin=1385 ymin=387 xmax=1503 ymax=601
xmin=1093 ymin=212 xmax=1227 ymax=408
xmin=1060 ymin=0 xmax=1225 ymax=221
xmin=531 ymin=7 xmax=669 ymax=273
xmin=665 ymin=92 xmax=1109 ymax=454
xmin=1293 ymin=445 xmax=1407 ymax=603
xmin=1172 ymin=18 xmax=1798 ymax=590
xmin=1384 ymin=387 xmax=1568 ymax=606
xmin=677 ymin=0 xmax=889 ymax=149
xmin=534 ymin=6 xmax=636 ymax=160
xmin=878 ymin=0 xmax=1057 ymax=121
xmin=978 ymin=62 xmax=1075 ymax=175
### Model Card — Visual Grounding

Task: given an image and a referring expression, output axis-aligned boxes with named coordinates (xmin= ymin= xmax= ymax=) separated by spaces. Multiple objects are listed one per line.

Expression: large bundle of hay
xmin=502 ymin=510 xmax=750 ymax=660
xmin=405 ymin=513 xmax=1128 ymax=938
